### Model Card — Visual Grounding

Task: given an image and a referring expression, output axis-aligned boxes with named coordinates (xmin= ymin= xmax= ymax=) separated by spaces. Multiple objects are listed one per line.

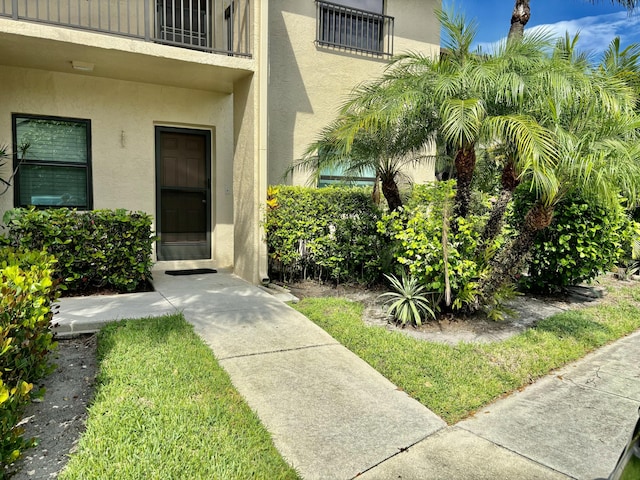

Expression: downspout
xmin=257 ymin=0 xmax=270 ymax=285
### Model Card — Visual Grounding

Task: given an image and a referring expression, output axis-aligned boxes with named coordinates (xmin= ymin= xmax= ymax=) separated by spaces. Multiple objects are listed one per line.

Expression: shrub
xmin=266 ymin=186 xmax=383 ymax=284
xmin=378 ymin=181 xmax=484 ymax=312
xmin=0 ymin=248 xmax=60 ymax=466
xmin=1 ymin=379 xmax=34 ymax=467
xmin=3 ymin=208 xmax=154 ymax=294
xmin=513 ymin=189 xmax=632 ymax=292
xmin=615 ymin=220 xmax=640 ymax=279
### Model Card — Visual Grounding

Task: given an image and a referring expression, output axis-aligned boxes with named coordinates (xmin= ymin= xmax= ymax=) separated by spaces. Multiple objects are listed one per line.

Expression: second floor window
xmin=157 ymin=0 xmax=211 ymax=50
xmin=316 ymin=0 xmax=393 ymax=56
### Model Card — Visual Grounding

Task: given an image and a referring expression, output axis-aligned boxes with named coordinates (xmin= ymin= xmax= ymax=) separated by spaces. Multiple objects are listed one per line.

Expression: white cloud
xmin=530 ymin=12 xmax=640 ymax=54
xmin=474 ymin=11 xmax=640 ymax=57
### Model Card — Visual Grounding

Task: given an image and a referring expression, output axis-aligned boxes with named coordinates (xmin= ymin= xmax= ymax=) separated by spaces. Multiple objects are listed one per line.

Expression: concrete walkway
xmin=54 ymin=271 xmax=640 ymax=479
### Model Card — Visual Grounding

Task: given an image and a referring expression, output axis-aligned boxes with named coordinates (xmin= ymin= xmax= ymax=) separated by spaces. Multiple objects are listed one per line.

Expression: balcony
xmin=0 ymin=0 xmax=251 ymax=57
xmin=315 ymin=1 xmax=393 ymax=57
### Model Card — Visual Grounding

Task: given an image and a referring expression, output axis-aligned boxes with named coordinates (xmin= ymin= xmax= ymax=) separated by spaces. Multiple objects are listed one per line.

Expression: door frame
xmin=155 ymin=126 xmax=212 ymax=261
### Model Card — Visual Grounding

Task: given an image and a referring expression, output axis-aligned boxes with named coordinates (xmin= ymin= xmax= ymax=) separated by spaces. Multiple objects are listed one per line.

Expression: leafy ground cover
xmin=59 ymin=314 xmax=299 ymax=480
xmin=294 ymin=279 xmax=640 ymax=424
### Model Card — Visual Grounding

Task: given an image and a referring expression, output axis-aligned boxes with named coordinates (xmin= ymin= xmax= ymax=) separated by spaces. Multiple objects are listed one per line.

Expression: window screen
xmin=13 ymin=115 xmax=92 ymax=209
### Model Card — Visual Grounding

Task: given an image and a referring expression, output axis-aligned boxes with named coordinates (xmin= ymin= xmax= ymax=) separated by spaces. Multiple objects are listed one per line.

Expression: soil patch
xmin=5 ymin=335 xmax=98 ymax=480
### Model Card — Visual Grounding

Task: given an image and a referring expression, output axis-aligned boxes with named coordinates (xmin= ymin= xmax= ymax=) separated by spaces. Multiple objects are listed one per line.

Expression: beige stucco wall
xmin=232 ymin=0 xmax=269 ymax=284
xmin=267 ymin=0 xmax=441 ymax=187
xmin=0 ymin=65 xmax=236 ymax=270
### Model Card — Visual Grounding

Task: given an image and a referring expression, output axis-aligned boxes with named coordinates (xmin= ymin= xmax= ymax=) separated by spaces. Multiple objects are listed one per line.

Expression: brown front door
xmin=156 ymin=127 xmax=211 ymax=261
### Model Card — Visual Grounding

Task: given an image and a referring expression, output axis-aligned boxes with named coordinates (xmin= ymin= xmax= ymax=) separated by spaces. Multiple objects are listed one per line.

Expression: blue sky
xmin=442 ymin=1 xmax=640 ymax=57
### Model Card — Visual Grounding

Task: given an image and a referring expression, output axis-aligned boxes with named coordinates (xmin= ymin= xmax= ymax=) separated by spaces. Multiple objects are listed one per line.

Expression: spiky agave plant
xmin=378 ymin=273 xmax=436 ymax=327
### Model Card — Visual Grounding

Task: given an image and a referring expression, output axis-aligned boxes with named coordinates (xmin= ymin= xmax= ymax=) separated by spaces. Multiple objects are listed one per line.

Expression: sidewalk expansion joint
xmin=350 ymin=427 xmax=447 ymax=479
xmin=217 ymin=342 xmax=340 ymax=362
xmin=562 ymin=375 xmax=640 ymax=403
xmin=456 ymin=427 xmax=574 ymax=479
xmin=155 ymin=290 xmax=181 ymax=313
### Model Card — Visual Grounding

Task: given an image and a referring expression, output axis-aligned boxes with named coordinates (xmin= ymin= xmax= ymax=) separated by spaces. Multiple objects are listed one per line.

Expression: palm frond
xmin=440 ymin=98 xmax=486 ymax=149
xmin=436 ymin=8 xmax=479 ymax=61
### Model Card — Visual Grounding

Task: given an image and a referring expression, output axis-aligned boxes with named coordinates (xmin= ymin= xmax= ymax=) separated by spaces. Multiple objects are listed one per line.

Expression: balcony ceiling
xmin=0 ymin=19 xmax=254 ymax=93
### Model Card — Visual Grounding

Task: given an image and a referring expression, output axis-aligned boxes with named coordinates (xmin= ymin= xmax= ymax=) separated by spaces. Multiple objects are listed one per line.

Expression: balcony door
xmin=156 ymin=0 xmax=211 ymax=49
xmin=156 ymin=127 xmax=211 ymax=261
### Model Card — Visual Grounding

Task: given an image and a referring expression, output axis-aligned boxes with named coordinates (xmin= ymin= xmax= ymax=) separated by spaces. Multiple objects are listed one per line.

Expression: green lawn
xmin=60 ymin=314 xmax=299 ymax=480
xmin=294 ymin=280 xmax=640 ymax=424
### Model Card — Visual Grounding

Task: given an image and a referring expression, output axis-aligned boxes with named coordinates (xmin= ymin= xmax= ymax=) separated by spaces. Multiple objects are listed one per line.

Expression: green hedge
xmin=513 ymin=190 xmax=632 ymax=292
xmin=0 ymin=248 xmax=60 ymax=467
xmin=266 ymin=181 xmax=633 ymax=303
xmin=266 ymin=186 xmax=383 ymax=284
xmin=3 ymin=208 xmax=154 ymax=294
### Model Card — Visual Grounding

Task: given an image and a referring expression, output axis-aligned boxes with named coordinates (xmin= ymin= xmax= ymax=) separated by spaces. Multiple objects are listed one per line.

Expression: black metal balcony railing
xmin=0 ymin=0 xmax=251 ymax=57
xmin=316 ymin=1 xmax=393 ymax=57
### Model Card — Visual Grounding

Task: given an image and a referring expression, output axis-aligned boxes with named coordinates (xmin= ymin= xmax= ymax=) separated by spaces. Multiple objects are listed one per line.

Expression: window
xmin=319 ymin=164 xmax=376 ymax=187
xmin=316 ymin=0 xmax=393 ymax=56
xmin=156 ymin=0 xmax=211 ymax=50
xmin=13 ymin=114 xmax=92 ymax=209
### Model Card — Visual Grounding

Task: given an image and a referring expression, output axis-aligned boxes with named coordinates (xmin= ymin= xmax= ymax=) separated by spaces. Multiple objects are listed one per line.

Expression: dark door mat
xmin=165 ymin=268 xmax=217 ymax=276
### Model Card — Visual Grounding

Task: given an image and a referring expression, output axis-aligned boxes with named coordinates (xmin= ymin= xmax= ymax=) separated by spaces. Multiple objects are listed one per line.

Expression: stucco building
xmin=0 ymin=0 xmax=440 ymax=284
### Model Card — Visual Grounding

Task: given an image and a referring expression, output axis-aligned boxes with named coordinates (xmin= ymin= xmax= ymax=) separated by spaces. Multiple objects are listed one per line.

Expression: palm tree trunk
xmin=453 ymin=146 xmax=476 ymax=220
xmin=480 ymin=189 xmax=514 ymax=248
xmin=480 ymin=201 xmax=554 ymax=301
xmin=381 ymin=175 xmax=403 ymax=212
xmin=371 ymin=176 xmax=381 ymax=205
xmin=478 ymin=157 xmax=520 ymax=253
xmin=508 ymin=0 xmax=531 ymax=40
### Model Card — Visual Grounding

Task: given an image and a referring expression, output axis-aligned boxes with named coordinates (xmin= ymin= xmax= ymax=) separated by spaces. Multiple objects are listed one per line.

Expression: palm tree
xmin=291 ymin=80 xmax=436 ymax=211
xmin=480 ymin=36 xmax=640 ymax=300
xmin=482 ymin=109 xmax=640 ymax=299
xmin=0 ymin=144 xmax=20 ymax=196
xmin=478 ymin=32 xmax=598 ymax=250
xmin=434 ymin=11 xmax=557 ymax=219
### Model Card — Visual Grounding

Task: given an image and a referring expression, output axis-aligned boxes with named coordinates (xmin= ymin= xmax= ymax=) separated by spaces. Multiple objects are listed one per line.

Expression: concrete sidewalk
xmin=54 ymin=271 xmax=640 ymax=479
xmin=359 ymin=329 xmax=640 ymax=480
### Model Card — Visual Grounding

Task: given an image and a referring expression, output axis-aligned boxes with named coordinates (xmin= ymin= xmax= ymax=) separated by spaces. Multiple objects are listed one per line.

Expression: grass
xmin=60 ymin=314 xmax=299 ymax=480
xmin=294 ymin=280 xmax=640 ymax=424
